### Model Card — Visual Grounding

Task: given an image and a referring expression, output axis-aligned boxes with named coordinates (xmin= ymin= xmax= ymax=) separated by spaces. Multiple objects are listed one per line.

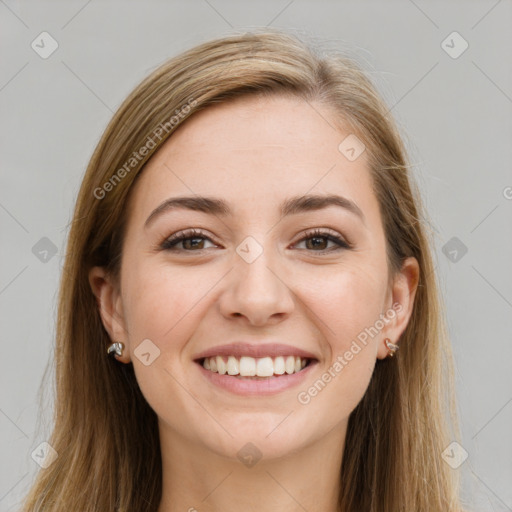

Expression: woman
xmin=22 ymin=30 xmax=466 ymax=511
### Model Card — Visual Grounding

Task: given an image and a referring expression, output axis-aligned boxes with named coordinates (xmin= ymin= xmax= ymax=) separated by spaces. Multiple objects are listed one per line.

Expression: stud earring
xmin=107 ymin=341 xmax=124 ymax=358
xmin=384 ymin=338 xmax=399 ymax=358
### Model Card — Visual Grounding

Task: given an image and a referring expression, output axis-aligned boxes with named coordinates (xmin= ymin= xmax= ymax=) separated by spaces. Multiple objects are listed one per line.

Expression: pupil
xmin=307 ymin=237 xmax=326 ymax=250
xmin=184 ymin=237 xmax=203 ymax=249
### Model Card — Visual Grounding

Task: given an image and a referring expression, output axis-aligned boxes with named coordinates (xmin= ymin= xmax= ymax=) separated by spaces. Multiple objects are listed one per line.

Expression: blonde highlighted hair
xmin=22 ymin=29 xmax=465 ymax=511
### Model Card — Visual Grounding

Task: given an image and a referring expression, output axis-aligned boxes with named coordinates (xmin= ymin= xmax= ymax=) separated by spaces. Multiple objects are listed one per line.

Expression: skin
xmin=89 ymin=94 xmax=419 ymax=512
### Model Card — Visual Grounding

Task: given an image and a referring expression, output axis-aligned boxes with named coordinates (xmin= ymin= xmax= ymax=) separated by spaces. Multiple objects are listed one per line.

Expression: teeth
xmin=202 ymin=355 xmax=310 ymax=377
xmin=227 ymin=356 xmax=239 ymax=375
xmin=216 ymin=356 xmax=227 ymax=375
xmin=274 ymin=356 xmax=285 ymax=375
xmin=239 ymin=356 xmax=256 ymax=376
xmin=285 ymin=355 xmax=295 ymax=374
xmin=256 ymin=357 xmax=274 ymax=377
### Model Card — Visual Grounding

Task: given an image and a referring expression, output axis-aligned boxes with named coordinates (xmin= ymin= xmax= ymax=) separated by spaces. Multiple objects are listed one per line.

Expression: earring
xmin=107 ymin=341 xmax=124 ymax=358
xmin=384 ymin=338 xmax=399 ymax=358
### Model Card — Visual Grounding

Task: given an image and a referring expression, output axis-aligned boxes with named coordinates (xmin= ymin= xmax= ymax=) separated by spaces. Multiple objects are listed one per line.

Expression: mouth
xmin=195 ymin=355 xmax=315 ymax=379
xmin=194 ymin=354 xmax=319 ymax=396
xmin=192 ymin=342 xmax=320 ymax=396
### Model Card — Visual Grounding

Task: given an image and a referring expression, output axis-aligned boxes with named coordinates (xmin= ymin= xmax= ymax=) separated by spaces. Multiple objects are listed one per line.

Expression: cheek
xmin=296 ymin=261 xmax=388 ymax=352
xmin=122 ymin=260 xmax=215 ymax=344
xmin=120 ymin=261 xmax=217 ymax=428
xmin=294 ymin=266 xmax=383 ymax=420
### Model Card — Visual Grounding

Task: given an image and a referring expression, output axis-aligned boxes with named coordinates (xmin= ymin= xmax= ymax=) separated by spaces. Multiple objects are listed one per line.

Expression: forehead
xmin=126 ymin=94 xmax=377 ymax=225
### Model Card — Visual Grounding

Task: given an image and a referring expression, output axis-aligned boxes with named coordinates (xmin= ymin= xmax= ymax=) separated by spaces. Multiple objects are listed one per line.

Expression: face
xmin=90 ymin=94 xmax=418 ymax=462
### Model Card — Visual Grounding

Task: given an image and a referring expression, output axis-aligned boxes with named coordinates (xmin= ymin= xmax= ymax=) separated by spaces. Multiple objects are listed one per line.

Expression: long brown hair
xmin=22 ymin=29 xmax=465 ymax=511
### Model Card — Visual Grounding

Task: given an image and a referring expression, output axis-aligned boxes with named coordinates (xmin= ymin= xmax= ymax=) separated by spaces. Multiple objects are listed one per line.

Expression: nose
xmin=218 ymin=247 xmax=295 ymax=327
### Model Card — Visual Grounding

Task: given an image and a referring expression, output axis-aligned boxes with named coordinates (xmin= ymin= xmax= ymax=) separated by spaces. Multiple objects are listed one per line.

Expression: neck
xmin=156 ymin=421 xmax=346 ymax=512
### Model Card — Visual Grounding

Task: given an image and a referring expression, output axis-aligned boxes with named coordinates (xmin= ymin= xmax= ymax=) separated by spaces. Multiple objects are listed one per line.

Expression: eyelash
xmin=159 ymin=228 xmax=351 ymax=254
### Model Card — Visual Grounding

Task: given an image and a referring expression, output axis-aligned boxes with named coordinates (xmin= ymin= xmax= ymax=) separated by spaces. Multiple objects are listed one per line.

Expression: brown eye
xmin=161 ymin=229 xmax=216 ymax=251
xmin=294 ymin=229 xmax=351 ymax=253
xmin=305 ymin=236 xmax=329 ymax=250
xmin=181 ymin=237 xmax=208 ymax=250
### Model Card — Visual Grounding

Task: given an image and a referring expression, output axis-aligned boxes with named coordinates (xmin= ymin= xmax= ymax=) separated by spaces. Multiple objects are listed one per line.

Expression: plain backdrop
xmin=1 ymin=1 xmax=511 ymax=510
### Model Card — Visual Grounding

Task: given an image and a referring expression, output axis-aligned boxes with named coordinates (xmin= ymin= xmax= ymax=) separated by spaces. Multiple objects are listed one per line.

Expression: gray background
xmin=1 ymin=1 xmax=511 ymax=510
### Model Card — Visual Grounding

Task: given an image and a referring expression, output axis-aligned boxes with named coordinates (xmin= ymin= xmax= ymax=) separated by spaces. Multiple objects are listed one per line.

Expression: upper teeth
xmin=202 ymin=355 xmax=308 ymax=376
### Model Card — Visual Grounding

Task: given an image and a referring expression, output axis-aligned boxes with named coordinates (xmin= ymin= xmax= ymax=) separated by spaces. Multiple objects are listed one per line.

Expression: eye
xmin=293 ymin=229 xmax=351 ymax=253
xmin=159 ymin=228 xmax=351 ymax=253
xmin=160 ymin=229 xmax=217 ymax=251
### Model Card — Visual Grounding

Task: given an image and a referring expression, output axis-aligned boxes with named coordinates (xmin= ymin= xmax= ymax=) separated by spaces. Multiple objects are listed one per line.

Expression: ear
xmin=377 ymin=256 xmax=420 ymax=360
xmin=88 ymin=266 xmax=131 ymax=363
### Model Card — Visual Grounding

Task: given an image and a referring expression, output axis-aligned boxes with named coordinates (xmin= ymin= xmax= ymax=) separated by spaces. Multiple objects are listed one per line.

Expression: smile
xmin=195 ymin=356 xmax=318 ymax=396
xmin=201 ymin=355 xmax=310 ymax=377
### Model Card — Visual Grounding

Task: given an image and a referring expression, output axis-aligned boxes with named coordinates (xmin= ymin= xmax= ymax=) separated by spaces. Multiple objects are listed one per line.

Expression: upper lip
xmin=193 ymin=342 xmax=319 ymax=361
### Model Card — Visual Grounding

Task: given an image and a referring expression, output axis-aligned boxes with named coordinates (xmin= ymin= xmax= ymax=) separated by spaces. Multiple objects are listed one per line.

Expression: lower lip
xmin=195 ymin=360 xmax=318 ymax=396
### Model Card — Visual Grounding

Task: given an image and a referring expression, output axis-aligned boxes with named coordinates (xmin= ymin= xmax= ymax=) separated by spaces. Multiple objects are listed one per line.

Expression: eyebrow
xmin=144 ymin=193 xmax=366 ymax=228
